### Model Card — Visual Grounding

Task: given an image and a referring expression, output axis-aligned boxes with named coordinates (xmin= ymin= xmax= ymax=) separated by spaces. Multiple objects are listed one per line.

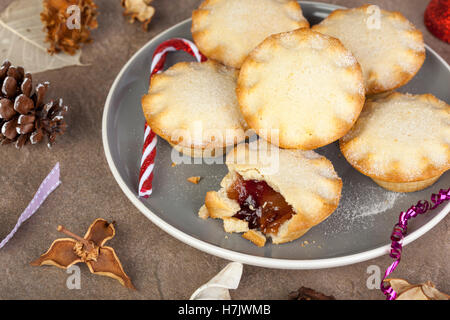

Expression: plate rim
xmin=102 ymin=1 xmax=450 ymax=269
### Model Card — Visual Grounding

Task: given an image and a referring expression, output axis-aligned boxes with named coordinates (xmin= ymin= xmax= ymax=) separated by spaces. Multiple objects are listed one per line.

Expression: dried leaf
xmin=396 ymin=286 xmax=429 ymax=300
xmin=121 ymin=0 xmax=155 ymax=31
xmin=0 ymin=0 xmax=83 ymax=74
xmin=190 ymin=262 xmax=243 ymax=300
xmin=385 ymin=278 xmax=450 ymax=300
xmin=421 ymin=281 xmax=450 ymax=300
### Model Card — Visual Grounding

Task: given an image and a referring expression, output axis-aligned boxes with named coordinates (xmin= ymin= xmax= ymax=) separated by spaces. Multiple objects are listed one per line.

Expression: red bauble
xmin=425 ymin=0 xmax=450 ymax=43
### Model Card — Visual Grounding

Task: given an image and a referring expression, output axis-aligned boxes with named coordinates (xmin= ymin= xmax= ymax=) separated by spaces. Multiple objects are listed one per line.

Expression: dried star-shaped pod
xmin=31 ymin=219 xmax=135 ymax=289
xmin=41 ymin=0 xmax=99 ymax=55
xmin=121 ymin=0 xmax=155 ymax=31
xmin=385 ymin=278 xmax=449 ymax=300
xmin=288 ymin=287 xmax=336 ymax=300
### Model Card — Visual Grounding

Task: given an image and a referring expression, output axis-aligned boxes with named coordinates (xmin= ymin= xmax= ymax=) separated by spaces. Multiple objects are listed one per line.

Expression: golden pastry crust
xmin=340 ymin=92 xmax=450 ymax=191
xmin=200 ymin=141 xmax=342 ymax=246
xmin=237 ymin=28 xmax=365 ymax=150
xmin=242 ymin=230 xmax=266 ymax=247
xmin=312 ymin=4 xmax=426 ymax=95
xmin=142 ymin=61 xmax=247 ymax=156
xmin=169 ymin=141 xmax=227 ymax=159
xmin=372 ymin=175 xmax=443 ymax=193
xmin=191 ymin=0 xmax=309 ymax=68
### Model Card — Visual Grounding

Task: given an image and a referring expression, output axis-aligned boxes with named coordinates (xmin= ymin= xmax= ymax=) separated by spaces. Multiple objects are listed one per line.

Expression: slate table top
xmin=0 ymin=0 xmax=448 ymax=299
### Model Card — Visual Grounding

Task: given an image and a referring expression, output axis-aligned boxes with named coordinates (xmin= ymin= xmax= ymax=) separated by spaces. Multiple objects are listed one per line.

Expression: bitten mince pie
xmin=340 ymin=92 xmax=450 ymax=193
xmin=191 ymin=0 xmax=309 ymax=69
xmin=199 ymin=141 xmax=342 ymax=246
xmin=312 ymin=5 xmax=426 ymax=95
xmin=237 ymin=28 xmax=365 ymax=150
xmin=141 ymin=60 xmax=248 ymax=158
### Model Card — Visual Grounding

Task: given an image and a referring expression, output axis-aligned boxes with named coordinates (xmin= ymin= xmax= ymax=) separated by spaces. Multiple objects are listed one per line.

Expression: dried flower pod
xmin=31 ymin=219 xmax=135 ymax=289
xmin=121 ymin=0 xmax=155 ymax=31
xmin=384 ymin=278 xmax=449 ymax=300
xmin=289 ymin=287 xmax=336 ymax=300
xmin=41 ymin=0 xmax=99 ymax=55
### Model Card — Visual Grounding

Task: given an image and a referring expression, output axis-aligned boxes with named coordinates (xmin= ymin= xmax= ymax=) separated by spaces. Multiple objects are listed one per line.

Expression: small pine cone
xmin=0 ymin=60 xmax=69 ymax=149
xmin=288 ymin=287 xmax=336 ymax=300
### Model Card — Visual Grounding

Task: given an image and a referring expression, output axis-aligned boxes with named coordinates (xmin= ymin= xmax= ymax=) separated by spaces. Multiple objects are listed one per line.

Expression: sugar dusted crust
xmin=237 ymin=28 xmax=365 ymax=150
xmin=141 ymin=61 xmax=247 ymax=154
xmin=200 ymin=141 xmax=342 ymax=246
xmin=169 ymin=142 xmax=227 ymax=159
xmin=340 ymin=92 xmax=450 ymax=188
xmin=312 ymin=5 xmax=426 ymax=95
xmin=191 ymin=0 xmax=309 ymax=68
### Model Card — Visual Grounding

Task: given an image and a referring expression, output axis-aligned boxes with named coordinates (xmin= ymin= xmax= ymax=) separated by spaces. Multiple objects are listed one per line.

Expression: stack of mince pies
xmin=141 ymin=1 xmax=449 ymax=247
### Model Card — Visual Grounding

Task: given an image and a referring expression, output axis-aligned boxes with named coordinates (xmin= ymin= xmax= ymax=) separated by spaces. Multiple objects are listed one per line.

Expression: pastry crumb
xmin=198 ymin=205 xmax=209 ymax=219
xmin=187 ymin=176 xmax=201 ymax=184
xmin=301 ymin=240 xmax=310 ymax=247
xmin=242 ymin=230 xmax=266 ymax=247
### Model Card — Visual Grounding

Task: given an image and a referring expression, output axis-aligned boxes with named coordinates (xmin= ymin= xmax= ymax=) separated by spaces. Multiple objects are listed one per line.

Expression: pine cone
xmin=0 ymin=60 xmax=68 ymax=149
xmin=41 ymin=0 xmax=99 ymax=55
xmin=288 ymin=287 xmax=336 ymax=300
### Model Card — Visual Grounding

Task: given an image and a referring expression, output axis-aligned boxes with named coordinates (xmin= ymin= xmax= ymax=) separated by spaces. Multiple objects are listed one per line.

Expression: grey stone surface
xmin=0 ymin=0 xmax=448 ymax=300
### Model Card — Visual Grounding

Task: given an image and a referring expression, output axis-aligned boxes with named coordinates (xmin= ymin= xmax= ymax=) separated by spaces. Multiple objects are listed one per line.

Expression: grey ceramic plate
xmin=102 ymin=1 xmax=450 ymax=269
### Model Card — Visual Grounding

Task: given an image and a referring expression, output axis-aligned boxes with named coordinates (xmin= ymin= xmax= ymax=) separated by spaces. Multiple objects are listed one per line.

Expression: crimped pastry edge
xmin=311 ymin=4 xmax=426 ymax=95
xmin=142 ymin=60 xmax=247 ymax=154
xmin=339 ymin=92 xmax=450 ymax=184
xmin=191 ymin=0 xmax=310 ymax=68
xmin=236 ymin=28 xmax=365 ymax=150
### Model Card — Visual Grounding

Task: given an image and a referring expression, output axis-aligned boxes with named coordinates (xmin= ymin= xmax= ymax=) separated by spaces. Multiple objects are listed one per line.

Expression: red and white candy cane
xmin=139 ymin=38 xmax=207 ymax=198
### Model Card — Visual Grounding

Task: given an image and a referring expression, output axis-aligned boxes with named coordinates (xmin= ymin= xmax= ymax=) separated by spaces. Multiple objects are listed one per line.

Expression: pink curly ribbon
xmin=138 ymin=38 xmax=207 ymax=198
xmin=380 ymin=188 xmax=450 ymax=300
xmin=0 ymin=163 xmax=61 ymax=249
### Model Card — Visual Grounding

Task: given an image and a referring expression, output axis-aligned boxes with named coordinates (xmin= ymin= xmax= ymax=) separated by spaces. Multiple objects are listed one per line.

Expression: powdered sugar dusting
xmin=324 ymin=180 xmax=406 ymax=234
xmin=146 ymin=61 xmax=246 ymax=148
xmin=240 ymin=29 xmax=364 ymax=149
xmin=352 ymin=189 xmax=404 ymax=218
xmin=312 ymin=6 xmax=425 ymax=93
xmin=193 ymin=0 xmax=308 ymax=67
